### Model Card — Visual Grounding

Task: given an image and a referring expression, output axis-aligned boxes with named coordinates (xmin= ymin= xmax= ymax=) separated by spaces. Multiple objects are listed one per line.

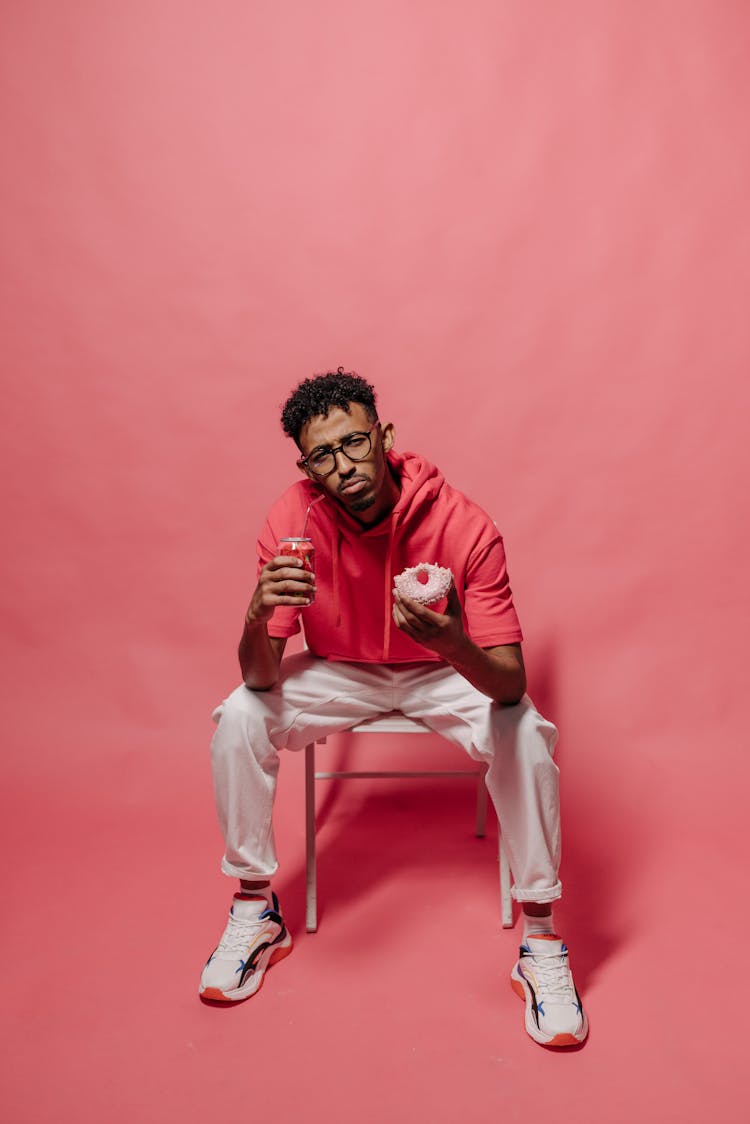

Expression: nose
xmin=333 ymin=448 xmax=356 ymax=475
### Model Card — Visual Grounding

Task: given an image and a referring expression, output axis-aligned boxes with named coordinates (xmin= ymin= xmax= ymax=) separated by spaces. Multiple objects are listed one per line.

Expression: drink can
xmin=278 ymin=537 xmax=315 ymax=572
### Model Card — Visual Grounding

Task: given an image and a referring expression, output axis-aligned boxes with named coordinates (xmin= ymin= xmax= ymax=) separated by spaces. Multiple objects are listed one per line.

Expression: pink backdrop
xmin=2 ymin=3 xmax=748 ymax=1121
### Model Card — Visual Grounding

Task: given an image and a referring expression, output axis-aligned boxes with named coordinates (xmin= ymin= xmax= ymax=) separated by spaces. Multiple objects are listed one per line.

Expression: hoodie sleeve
xmin=462 ymin=534 xmax=523 ymax=648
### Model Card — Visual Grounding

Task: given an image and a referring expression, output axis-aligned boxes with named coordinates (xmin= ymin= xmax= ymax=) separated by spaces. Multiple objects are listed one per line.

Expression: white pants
xmin=210 ymin=652 xmax=562 ymax=903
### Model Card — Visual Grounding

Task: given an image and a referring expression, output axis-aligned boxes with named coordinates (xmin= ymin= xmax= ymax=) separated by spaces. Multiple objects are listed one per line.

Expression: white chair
xmin=304 ymin=711 xmax=514 ymax=932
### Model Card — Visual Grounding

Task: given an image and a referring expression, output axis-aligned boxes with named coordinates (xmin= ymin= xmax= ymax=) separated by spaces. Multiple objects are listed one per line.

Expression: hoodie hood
xmin=308 ymin=449 xmax=445 ymax=537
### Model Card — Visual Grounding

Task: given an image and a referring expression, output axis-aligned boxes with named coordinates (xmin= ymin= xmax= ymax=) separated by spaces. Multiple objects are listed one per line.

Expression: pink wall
xmin=5 ymin=1 xmax=748 ymax=772
xmin=2 ymin=3 xmax=749 ymax=1118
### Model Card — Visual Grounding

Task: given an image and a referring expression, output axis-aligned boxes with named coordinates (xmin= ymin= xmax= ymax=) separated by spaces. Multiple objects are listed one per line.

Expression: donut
xmin=394 ymin=563 xmax=453 ymax=605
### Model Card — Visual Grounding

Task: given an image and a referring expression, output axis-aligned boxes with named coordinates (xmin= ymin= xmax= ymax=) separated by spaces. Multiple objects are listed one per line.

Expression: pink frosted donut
xmin=394 ymin=563 xmax=453 ymax=605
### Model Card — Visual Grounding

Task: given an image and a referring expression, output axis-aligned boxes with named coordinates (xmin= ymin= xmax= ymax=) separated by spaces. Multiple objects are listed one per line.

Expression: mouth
xmin=339 ymin=476 xmax=369 ymax=496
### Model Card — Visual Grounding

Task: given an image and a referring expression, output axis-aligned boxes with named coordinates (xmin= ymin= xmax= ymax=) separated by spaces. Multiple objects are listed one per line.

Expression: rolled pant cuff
xmin=511 ymin=880 xmax=562 ymax=904
xmin=220 ymin=856 xmax=279 ymax=881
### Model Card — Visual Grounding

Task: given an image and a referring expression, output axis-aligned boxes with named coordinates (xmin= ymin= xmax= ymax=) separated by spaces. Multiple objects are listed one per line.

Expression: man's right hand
xmin=245 ymin=555 xmax=316 ymax=625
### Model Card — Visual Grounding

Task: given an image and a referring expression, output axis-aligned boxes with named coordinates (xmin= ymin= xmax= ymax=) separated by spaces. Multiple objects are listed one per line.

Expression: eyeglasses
xmin=298 ymin=422 xmax=380 ymax=478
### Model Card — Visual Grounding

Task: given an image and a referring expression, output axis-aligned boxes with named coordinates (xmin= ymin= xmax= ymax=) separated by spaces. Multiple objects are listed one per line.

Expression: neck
xmin=351 ymin=462 xmax=401 ymax=526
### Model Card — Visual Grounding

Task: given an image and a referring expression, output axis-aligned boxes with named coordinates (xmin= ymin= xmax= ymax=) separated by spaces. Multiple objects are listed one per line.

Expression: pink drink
xmin=278 ymin=537 xmax=315 ymax=573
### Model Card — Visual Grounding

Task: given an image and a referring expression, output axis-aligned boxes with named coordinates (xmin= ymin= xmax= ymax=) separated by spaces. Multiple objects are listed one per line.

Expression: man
xmin=201 ymin=368 xmax=588 ymax=1047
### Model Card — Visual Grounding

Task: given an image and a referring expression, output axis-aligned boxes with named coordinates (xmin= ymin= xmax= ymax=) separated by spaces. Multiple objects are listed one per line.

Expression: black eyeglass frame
xmin=298 ymin=421 xmax=381 ymax=478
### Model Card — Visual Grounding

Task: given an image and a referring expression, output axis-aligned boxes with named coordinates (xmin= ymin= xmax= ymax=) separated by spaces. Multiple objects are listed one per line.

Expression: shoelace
xmin=216 ymin=911 xmax=269 ymax=955
xmin=525 ymin=947 xmax=574 ymax=1004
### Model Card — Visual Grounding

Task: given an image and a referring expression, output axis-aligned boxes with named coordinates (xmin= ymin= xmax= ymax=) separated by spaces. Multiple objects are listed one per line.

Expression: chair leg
xmin=475 ymin=764 xmax=488 ymax=837
xmin=499 ymin=833 xmax=514 ymax=928
xmin=305 ymin=742 xmax=317 ymax=933
xmin=477 ymin=765 xmax=514 ymax=926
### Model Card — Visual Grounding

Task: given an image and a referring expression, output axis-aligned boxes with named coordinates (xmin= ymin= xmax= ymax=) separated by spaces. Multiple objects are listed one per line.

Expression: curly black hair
xmin=280 ymin=367 xmax=378 ymax=446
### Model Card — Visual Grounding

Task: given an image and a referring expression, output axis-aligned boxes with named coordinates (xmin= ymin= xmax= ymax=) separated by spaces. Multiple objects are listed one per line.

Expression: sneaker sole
xmin=200 ymin=930 xmax=293 ymax=1003
xmin=510 ymin=964 xmax=588 ymax=1047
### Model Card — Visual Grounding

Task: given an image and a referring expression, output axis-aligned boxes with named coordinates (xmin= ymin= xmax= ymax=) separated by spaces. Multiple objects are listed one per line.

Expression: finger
xmin=269 ymin=555 xmax=316 ymax=578
xmin=271 ymin=594 xmax=315 ymax=606
xmin=270 ymin=554 xmax=304 ymax=568
xmin=392 ymin=598 xmax=427 ymax=630
xmin=393 ymin=603 xmax=418 ymax=635
xmin=396 ymin=592 xmax=443 ymax=624
xmin=393 ymin=590 xmax=422 ymax=615
xmin=267 ymin=564 xmax=315 ymax=585
xmin=267 ymin=575 xmax=316 ymax=592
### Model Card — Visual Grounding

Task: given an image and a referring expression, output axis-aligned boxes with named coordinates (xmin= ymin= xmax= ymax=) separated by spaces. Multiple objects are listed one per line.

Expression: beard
xmin=349 ymin=492 xmax=376 ymax=512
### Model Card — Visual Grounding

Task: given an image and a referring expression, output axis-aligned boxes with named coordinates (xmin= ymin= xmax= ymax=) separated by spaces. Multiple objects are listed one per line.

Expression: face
xmin=298 ymin=403 xmax=397 ymax=524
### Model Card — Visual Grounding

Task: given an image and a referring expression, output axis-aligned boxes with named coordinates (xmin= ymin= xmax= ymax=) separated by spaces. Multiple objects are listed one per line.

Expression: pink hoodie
xmin=257 ymin=450 xmax=523 ymax=664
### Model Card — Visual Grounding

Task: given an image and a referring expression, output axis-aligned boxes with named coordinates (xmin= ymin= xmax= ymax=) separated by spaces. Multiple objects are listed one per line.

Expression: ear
xmin=381 ymin=421 xmax=395 ymax=453
xmin=297 ymin=459 xmax=314 ymax=480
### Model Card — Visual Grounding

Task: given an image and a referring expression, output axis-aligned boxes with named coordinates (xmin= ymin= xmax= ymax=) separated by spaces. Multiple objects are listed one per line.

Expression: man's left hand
xmin=392 ymin=582 xmax=467 ymax=659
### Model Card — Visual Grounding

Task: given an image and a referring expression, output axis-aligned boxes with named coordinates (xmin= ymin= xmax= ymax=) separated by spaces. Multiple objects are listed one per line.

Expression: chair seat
xmin=349 ymin=712 xmax=431 ymax=734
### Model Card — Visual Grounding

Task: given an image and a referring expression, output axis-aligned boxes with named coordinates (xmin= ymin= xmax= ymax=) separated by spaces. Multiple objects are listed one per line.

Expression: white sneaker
xmin=199 ymin=892 xmax=292 ymax=1002
xmin=510 ymin=934 xmax=588 ymax=1046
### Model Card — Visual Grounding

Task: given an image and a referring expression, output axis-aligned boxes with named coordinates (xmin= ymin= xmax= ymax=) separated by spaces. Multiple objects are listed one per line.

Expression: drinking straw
xmin=301 ymin=493 xmax=325 ymax=537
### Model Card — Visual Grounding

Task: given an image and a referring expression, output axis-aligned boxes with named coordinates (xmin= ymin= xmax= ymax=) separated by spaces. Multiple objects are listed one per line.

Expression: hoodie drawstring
xmin=382 ymin=519 xmax=396 ymax=659
xmin=332 ymin=526 xmax=342 ymax=627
